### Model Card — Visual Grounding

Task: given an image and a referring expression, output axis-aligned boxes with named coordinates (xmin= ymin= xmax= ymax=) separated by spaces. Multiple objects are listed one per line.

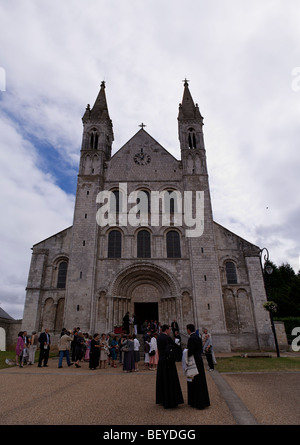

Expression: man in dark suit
xmin=156 ymin=324 xmax=184 ymax=409
xmin=186 ymin=324 xmax=210 ymax=409
xmin=38 ymin=328 xmax=51 ymax=367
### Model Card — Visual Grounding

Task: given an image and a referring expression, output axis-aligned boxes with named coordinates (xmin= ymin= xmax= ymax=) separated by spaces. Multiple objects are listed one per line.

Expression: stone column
xmin=245 ymin=254 xmax=274 ymax=349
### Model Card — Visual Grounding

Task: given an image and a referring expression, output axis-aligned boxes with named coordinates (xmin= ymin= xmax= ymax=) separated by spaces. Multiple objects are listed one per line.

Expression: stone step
xmin=241 ymin=353 xmax=273 ymax=358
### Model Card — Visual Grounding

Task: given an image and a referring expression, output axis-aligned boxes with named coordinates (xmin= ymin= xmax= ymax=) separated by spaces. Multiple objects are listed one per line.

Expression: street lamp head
xmin=265 ymin=264 xmax=273 ymax=275
xmin=259 ymin=247 xmax=271 ymax=271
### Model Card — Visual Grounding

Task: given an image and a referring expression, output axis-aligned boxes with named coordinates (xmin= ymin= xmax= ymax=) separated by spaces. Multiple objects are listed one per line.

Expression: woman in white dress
xmin=149 ymin=333 xmax=158 ymax=370
xmin=99 ymin=333 xmax=109 ymax=369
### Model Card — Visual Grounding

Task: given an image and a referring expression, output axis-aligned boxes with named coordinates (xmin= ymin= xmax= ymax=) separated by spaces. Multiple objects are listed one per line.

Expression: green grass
xmin=0 ymin=350 xmax=59 ymax=369
xmin=0 ymin=350 xmax=16 ymax=369
xmin=1 ymin=351 xmax=300 ymax=373
xmin=215 ymin=356 xmax=300 ymax=373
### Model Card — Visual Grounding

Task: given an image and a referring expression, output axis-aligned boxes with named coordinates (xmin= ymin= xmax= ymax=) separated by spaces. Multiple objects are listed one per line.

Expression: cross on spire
xmin=139 ymin=122 xmax=146 ymax=129
xmin=182 ymin=78 xmax=189 ymax=86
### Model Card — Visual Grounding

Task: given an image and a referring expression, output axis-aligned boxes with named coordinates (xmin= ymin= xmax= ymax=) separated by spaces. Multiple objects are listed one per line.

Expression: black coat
xmin=123 ymin=313 xmax=130 ymax=333
xmin=39 ymin=332 xmax=51 ymax=349
xmin=89 ymin=339 xmax=100 ymax=369
xmin=156 ymin=333 xmax=184 ymax=408
xmin=75 ymin=336 xmax=85 ymax=361
xmin=187 ymin=333 xmax=210 ymax=409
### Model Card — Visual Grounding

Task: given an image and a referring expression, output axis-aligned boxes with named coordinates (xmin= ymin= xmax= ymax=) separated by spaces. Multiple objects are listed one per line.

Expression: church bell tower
xmin=63 ymin=82 xmax=113 ymax=331
xmin=178 ymin=80 xmax=228 ymax=342
xmin=80 ymin=80 xmax=114 ymax=176
xmin=178 ymin=79 xmax=206 ymax=175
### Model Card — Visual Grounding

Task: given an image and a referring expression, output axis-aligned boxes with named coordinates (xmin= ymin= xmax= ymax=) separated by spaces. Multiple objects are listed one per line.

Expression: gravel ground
xmin=222 ymin=372 xmax=300 ymax=425
xmin=1 ymin=357 xmax=299 ymax=426
xmin=0 ymin=359 xmax=235 ymax=425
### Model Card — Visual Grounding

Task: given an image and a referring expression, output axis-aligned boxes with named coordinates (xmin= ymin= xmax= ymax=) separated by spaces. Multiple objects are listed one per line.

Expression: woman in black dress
xmin=74 ymin=332 xmax=85 ymax=368
xmin=186 ymin=324 xmax=210 ymax=409
xmin=122 ymin=334 xmax=135 ymax=372
xmin=122 ymin=312 xmax=130 ymax=334
xmin=89 ymin=333 xmax=100 ymax=370
xmin=156 ymin=324 xmax=184 ymax=409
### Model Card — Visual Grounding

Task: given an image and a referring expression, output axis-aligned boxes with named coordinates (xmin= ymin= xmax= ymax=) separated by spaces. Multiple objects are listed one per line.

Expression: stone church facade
xmin=22 ymin=80 xmax=274 ymax=351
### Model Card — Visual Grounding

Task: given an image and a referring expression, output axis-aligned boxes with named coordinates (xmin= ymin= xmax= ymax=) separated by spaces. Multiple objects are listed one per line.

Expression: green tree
xmin=263 ymin=262 xmax=300 ymax=317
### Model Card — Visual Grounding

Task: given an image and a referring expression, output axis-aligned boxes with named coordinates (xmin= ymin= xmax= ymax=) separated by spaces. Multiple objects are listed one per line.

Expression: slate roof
xmin=0 ymin=307 xmax=15 ymax=320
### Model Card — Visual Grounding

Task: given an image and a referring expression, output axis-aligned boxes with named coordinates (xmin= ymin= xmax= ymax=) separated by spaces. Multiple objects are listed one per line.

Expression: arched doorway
xmin=131 ymin=283 xmax=160 ymax=333
xmin=134 ymin=303 xmax=158 ymax=333
xmin=109 ymin=263 xmax=180 ymax=332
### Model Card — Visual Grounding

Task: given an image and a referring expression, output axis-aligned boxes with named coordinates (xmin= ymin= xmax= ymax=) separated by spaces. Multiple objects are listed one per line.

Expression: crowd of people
xmin=15 ymin=330 xmax=39 ymax=367
xmin=15 ymin=316 xmax=215 ymax=375
xmin=14 ymin=325 xmax=157 ymax=373
xmin=15 ymin=318 xmax=215 ymax=411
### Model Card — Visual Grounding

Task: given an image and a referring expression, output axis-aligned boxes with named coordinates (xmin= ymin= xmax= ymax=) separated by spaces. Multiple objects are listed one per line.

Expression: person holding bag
xmin=149 ymin=332 xmax=158 ymax=370
xmin=186 ymin=324 xmax=210 ymax=409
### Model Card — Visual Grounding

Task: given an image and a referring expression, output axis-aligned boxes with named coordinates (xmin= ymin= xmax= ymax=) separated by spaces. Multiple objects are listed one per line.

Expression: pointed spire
xmin=178 ymin=79 xmax=203 ymax=121
xmin=82 ymin=81 xmax=111 ymax=122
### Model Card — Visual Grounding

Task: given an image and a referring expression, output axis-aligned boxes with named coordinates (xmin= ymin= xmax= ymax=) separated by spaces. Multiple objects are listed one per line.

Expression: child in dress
xmin=144 ymin=338 xmax=150 ymax=369
xmin=21 ymin=346 xmax=29 ymax=367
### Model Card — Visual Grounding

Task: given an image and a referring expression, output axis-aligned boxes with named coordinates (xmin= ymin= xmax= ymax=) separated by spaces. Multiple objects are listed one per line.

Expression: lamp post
xmin=259 ymin=248 xmax=280 ymax=357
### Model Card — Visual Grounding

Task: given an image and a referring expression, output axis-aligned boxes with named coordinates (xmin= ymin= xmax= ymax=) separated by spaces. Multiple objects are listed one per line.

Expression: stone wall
xmin=274 ymin=321 xmax=289 ymax=351
xmin=0 ymin=318 xmax=22 ymax=350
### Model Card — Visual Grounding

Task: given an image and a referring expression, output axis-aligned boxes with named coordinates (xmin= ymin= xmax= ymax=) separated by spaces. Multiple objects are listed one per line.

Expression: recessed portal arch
xmin=110 ymin=263 xmax=179 ymax=297
xmin=131 ymin=283 xmax=159 ymax=333
xmin=108 ymin=263 xmax=181 ymax=330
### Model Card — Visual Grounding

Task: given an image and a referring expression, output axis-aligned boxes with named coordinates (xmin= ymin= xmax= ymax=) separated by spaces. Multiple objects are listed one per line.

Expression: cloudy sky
xmin=0 ymin=0 xmax=299 ymax=319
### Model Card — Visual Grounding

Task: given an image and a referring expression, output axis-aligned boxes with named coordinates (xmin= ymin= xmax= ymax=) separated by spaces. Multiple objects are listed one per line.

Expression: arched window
xmin=188 ymin=127 xmax=197 ymax=149
xmin=110 ymin=190 xmax=122 ymax=214
xmin=226 ymin=261 xmax=238 ymax=284
xmin=137 ymin=190 xmax=150 ymax=214
xmin=137 ymin=230 xmax=151 ymax=258
xmin=57 ymin=261 xmax=68 ymax=288
xmin=164 ymin=190 xmax=179 ymax=214
xmin=108 ymin=230 xmax=122 ymax=258
xmin=166 ymin=231 xmax=181 ymax=258
xmin=135 ymin=190 xmax=150 ymax=225
xmin=90 ymin=128 xmax=99 ymax=149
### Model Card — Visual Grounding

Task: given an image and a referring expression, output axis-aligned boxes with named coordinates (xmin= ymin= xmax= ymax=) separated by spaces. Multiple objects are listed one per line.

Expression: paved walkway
xmin=0 ymin=354 xmax=299 ymax=427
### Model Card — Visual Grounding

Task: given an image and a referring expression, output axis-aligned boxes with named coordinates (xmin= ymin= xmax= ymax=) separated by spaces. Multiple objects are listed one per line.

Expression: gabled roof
xmin=0 ymin=307 xmax=15 ymax=320
xmin=32 ymin=226 xmax=72 ymax=248
xmin=213 ymin=221 xmax=260 ymax=251
xmin=110 ymin=128 xmax=179 ymax=162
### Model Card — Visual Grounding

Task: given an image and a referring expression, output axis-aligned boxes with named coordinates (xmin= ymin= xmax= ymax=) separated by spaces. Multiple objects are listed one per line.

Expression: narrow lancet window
xmin=57 ymin=261 xmax=68 ymax=288
xmin=188 ymin=127 xmax=197 ymax=149
xmin=226 ymin=261 xmax=238 ymax=284
xmin=108 ymin=230 xmax=122 ymax=258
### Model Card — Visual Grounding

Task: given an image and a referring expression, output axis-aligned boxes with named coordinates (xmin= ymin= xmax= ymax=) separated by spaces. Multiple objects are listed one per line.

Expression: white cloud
xmin=0 ymin=0 xmax=300 ymax=318
xmin=0 ymin=115 xmax=74 ymax=318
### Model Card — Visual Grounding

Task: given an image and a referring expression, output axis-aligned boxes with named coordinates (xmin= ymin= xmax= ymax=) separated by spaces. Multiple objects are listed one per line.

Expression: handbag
xmin=149 ymin=350 xmax=155 ymax=356
xmin=182 ymin=349 xmax=199 ymax=379
xmin=122 ymin=346 xmax=129 ymax=352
